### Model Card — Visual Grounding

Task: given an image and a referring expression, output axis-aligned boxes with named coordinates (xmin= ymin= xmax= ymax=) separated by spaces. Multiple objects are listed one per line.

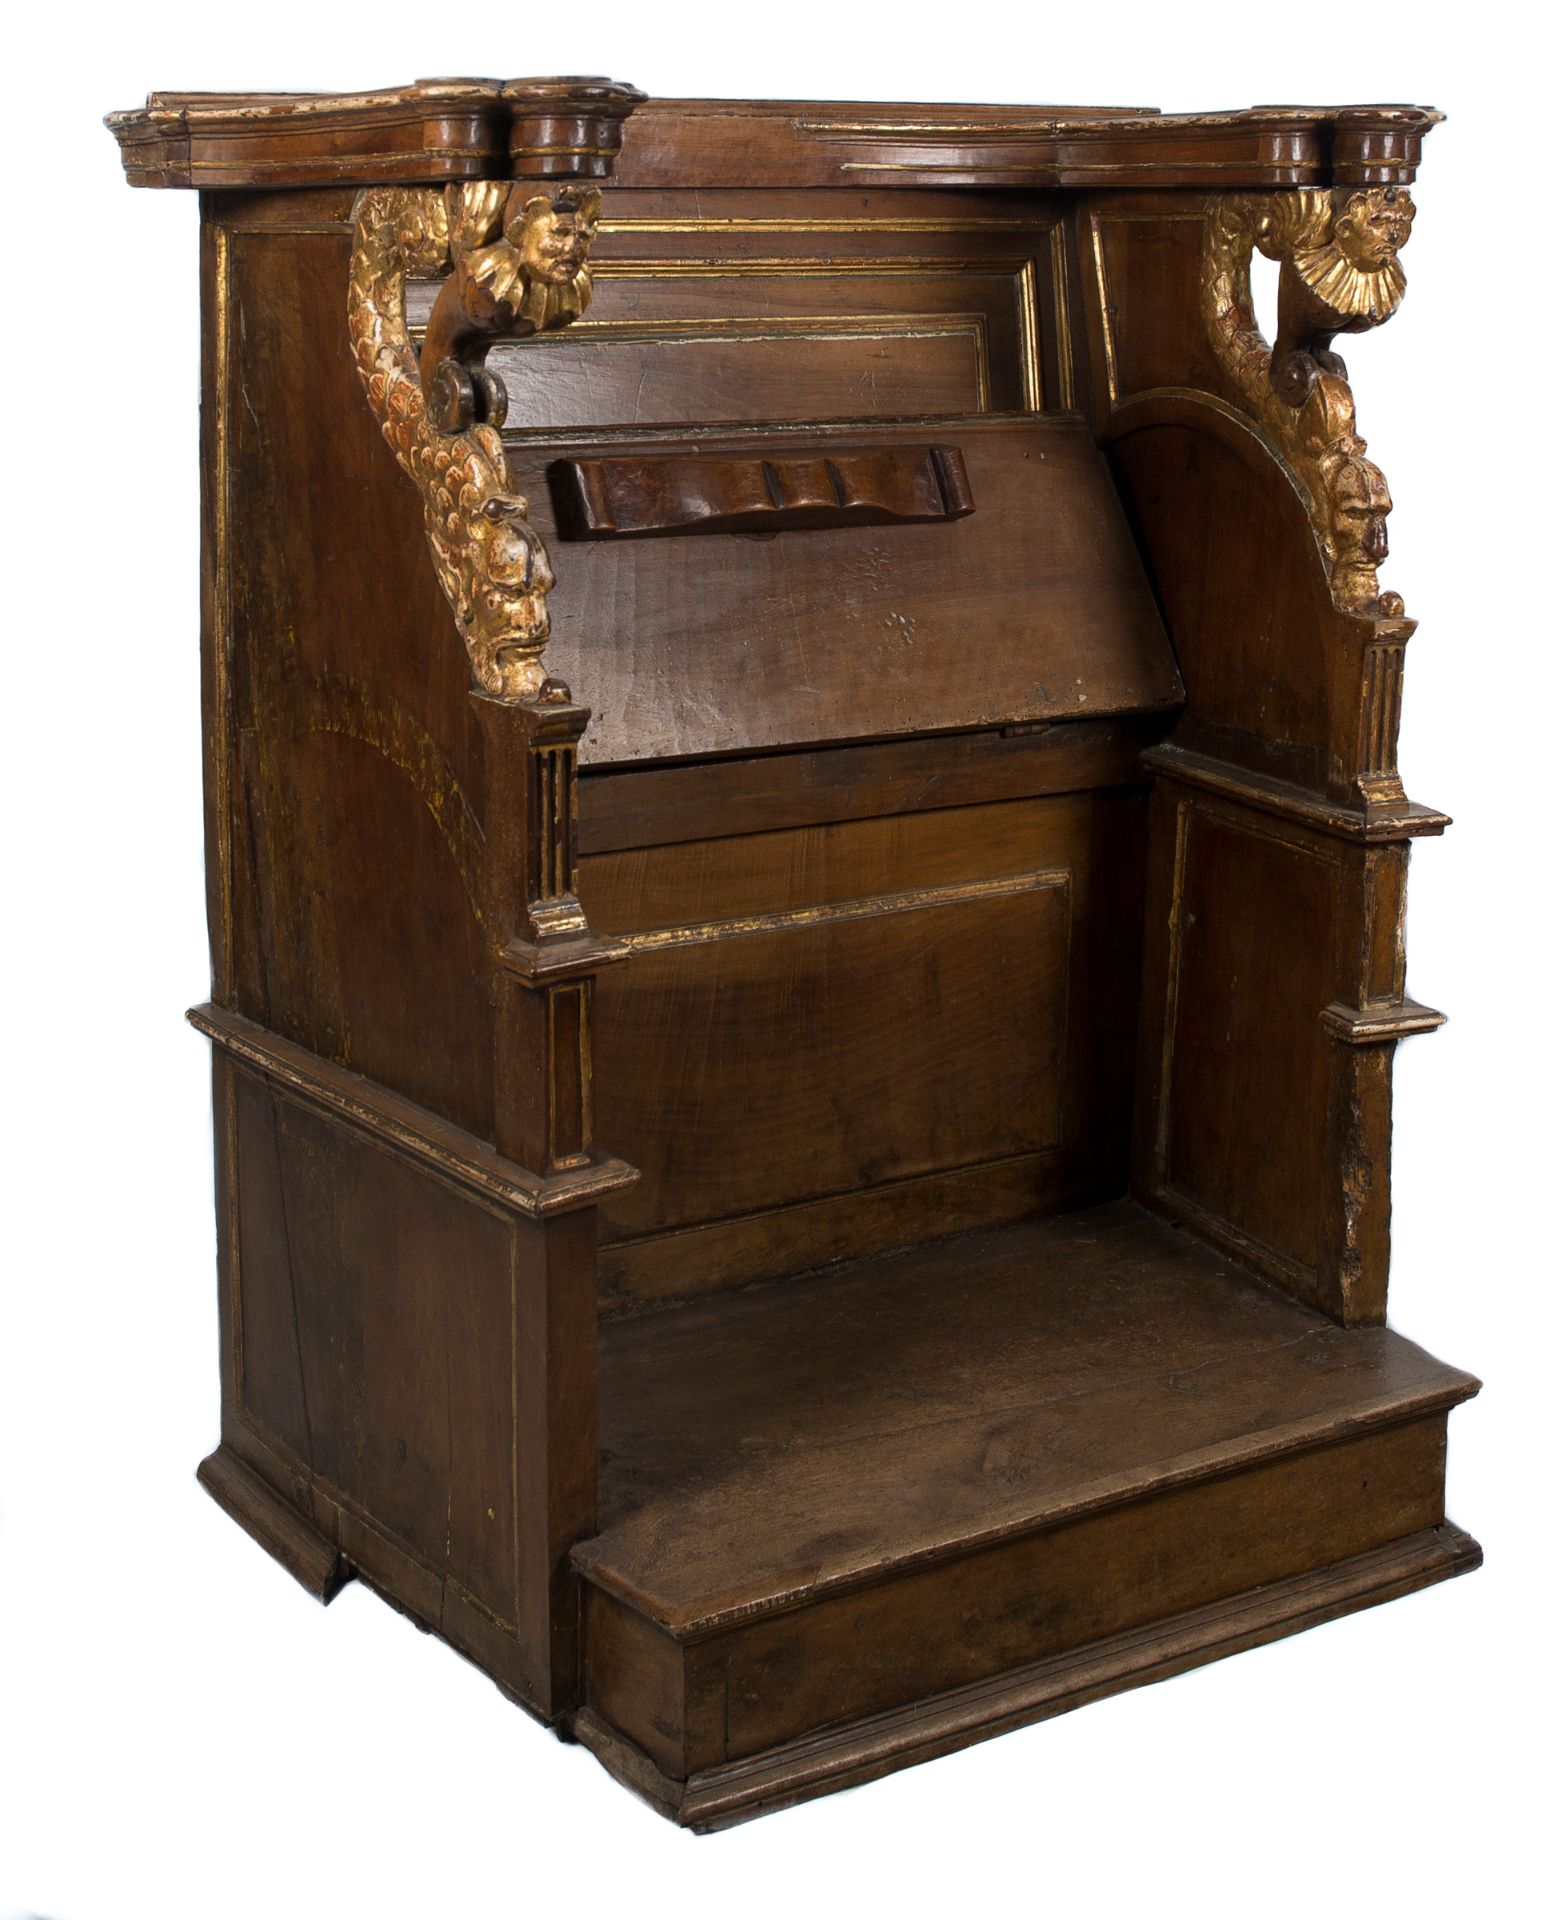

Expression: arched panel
xmin=1107 ymin=394 xmax=1343 ymax=792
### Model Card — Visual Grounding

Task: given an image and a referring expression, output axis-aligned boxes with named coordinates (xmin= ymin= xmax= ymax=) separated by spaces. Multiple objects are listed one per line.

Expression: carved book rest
xmin=108 ymin=83 xmax=1478 ymax=1827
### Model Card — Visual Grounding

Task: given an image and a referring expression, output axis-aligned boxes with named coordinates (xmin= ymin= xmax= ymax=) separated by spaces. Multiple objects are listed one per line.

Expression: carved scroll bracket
xmin=347 ymin=81 xmax=640 ymax=705
xmin=1202 ymin=186 xmax=1417 ymax=619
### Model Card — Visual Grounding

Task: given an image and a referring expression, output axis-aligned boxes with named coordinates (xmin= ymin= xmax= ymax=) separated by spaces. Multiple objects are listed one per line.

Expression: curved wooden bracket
xmin=346 ymin=81 xmax=640 ymax=704
xmin=1202 ymin=187 xmax=1417 ymax=618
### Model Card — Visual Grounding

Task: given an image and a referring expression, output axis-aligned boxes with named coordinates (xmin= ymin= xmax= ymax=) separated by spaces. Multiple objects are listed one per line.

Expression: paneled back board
xmin=583 ymin=787 xmax=1148 ymax=1304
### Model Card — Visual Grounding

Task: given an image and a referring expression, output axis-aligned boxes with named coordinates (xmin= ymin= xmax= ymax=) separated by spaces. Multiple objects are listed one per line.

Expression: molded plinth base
xmin=197 ymin=1446 xmax=350 ymax=1604
xmin=574 ymin=1523 xmax=1480 ymax=1829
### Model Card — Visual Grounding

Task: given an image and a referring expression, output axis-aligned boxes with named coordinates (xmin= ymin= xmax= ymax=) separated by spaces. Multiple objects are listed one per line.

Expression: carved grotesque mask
xmin=509 ymin=188 xmax=602 ymax=287
xmin=474 ymin=493 xmax=555 ymax=603
xmin=1329 ymin=455 xmax=1393 ymax=565
xmin=1334 ymin=189 xmax=1416 ymax=271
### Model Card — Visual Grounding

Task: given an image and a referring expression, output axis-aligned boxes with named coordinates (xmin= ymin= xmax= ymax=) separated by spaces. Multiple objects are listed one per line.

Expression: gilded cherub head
xmin=1333 ymin=188 xmax=1416 ymax=272
xmin=1288 ymin=186 xmax=1415 ymax=334
xmin=464 ymin=184 xmax=602 ymax=335
xmin=509 ymin=186 xmax=602 ymax=287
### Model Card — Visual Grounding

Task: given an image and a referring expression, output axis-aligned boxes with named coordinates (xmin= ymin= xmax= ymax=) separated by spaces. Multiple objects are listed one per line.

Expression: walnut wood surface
xmin=576 ymin=714 xmax=1167 ymax=855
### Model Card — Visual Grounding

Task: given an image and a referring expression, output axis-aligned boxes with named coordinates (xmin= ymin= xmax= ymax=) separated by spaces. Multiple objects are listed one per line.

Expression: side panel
xmin=212 ymin=1047 xmax=600 ymax=1717
xmin=1079 ymin=189 xmax=1446 ymax=1321
xmin=1154 ymin=794 xmax=1336 ymax=1281
xmin=209 ymin=198 xmax=495 ymax=1136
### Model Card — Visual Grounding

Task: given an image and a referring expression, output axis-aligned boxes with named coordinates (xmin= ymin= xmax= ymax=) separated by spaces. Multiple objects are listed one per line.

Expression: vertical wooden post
xmin=1318 ymin=840 xmax=1445 ymax=1324
xmin=472 ymin=689 xmax=631 ymax=1717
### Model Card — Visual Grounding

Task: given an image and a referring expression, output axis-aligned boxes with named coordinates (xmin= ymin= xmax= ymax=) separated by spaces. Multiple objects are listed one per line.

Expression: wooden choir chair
xmin=108 ymin=80 xmax=1477 ymax=1826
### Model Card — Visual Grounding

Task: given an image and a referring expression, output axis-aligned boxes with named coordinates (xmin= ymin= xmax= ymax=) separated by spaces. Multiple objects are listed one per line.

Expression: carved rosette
xmin=347 ymin=182 xmax=604 ymax=703
xmin=1202 ymin=186 xmax=1417 ymax=617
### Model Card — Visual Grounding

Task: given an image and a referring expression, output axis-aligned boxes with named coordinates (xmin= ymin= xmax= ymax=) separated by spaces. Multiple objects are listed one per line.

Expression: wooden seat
xmin=574 ymin=1203 xmax=1476 ymax=1823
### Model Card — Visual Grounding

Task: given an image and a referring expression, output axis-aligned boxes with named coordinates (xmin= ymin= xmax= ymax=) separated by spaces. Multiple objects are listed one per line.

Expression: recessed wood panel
xmin=1089 ymin=208 xmax=1225 ymax=404
xmin=594 ymin=876 xmax=1067 ymax=1232
xmin=410 ymin=243 xmax=1043 ymax=428
xmin=230 ymin=1072 xmax=518 ymax=1626
xmin=489 ymin=321 xmax=987 ymax=429
xmin=581 ymin=795 xmax=1123 ymax=1252
xmin=1161 ymin=802 xmax=1336 ymax=1273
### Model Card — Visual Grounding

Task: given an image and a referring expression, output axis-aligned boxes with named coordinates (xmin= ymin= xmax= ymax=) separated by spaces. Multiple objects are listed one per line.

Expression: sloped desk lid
xmin=508 ymin=416 xmax=1181 ymax=767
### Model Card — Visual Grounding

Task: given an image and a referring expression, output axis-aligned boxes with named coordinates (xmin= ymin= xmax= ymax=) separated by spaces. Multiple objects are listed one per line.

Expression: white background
xmin=3 ymin=4 xmax=1561 ymax=1914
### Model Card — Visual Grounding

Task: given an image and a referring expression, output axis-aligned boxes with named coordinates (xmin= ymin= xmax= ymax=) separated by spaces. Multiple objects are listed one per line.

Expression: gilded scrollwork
xmin=1202 ymin=187 xmax=1417 ymax=616
xmin=347 ymin=182 xmax=604 ymax=704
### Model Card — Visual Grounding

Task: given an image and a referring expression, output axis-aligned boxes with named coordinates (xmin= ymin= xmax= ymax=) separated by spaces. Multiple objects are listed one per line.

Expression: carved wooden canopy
xmin=108 ymin=88 xmax=1439 ymax=191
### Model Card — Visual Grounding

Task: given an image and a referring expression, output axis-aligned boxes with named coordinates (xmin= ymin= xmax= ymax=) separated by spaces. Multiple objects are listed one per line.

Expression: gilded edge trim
xmin=600 ymin=217 xmax=1054 ymax=233
xmin=841 ymin=158 xmax=1309 ymax=176
xmin=501 ymin=310 xmax=987 ymax=340
xmin=586 ymin=256 xmax=1031 ymax=275
xmin=187 ymin=147 xmax=488 ymax=174
xmin=622 ymin=869 xmax=1068 ymax=954
xmin=223 ymin=218 xmax=1062 ymax=236
xmin=212 ymin=223 xmax=236 ymax=1001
